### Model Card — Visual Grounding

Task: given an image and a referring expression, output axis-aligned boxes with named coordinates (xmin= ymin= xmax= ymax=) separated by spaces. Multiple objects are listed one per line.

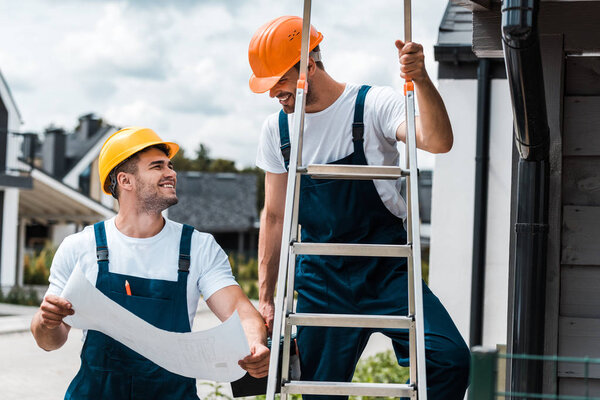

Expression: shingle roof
xmin=435 ymin=2 xmax=478 ymax=63
xmin=438 ymin=2 xmax=473 ymax=46
xmin=168 ymin=172 xmax=258 ymax=232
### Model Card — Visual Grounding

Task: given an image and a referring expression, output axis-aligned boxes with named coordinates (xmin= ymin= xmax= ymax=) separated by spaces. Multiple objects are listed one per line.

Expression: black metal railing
xmin=2 ymin=129 xmax=38 ymax=174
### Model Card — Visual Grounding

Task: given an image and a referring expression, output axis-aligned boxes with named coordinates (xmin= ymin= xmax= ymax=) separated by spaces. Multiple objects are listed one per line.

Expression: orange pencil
xmin=125 ymin=280 xmax=132 ymax=296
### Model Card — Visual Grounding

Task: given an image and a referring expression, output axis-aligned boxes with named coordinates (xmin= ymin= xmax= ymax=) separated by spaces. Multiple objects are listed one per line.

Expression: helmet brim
xmin=249 ymin=75 xmax=282 ymax=94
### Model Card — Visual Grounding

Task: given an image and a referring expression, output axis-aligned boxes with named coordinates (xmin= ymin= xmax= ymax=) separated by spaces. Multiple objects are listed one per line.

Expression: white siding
xmin=1 ymin=188 xmax=19 ymax=287
xmin=481 ymin=79 xmax=513 ymax=347
xmin=429 ymin=78 xmax=513 ymax=347
xmin=429 ymin=79 xmax=477 ymax=343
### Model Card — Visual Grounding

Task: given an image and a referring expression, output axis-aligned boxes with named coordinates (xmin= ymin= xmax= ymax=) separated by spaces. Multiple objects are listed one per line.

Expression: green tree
xmin=194 ymin=143 xmax=212 ymax=171
xmin=171 ymin=148 xmax=194 ymax=171
xmin=209 ymin=159 xmax=237 ymax=173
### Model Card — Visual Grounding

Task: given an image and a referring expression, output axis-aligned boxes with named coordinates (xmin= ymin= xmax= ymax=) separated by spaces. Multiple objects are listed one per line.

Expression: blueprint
xmin=62 ymin=266 xmax=249 ymax=382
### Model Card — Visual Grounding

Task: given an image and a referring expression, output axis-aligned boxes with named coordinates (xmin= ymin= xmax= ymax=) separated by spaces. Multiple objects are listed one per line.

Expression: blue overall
xmin=278 ymin=85 xmax=470 ymax=400
xmin=65 ymin=222 xmax=199 ymax=400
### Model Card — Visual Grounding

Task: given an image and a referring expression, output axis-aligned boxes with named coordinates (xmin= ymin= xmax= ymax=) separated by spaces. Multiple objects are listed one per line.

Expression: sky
xmin=0 ymin=0 xmax=449 ymax=169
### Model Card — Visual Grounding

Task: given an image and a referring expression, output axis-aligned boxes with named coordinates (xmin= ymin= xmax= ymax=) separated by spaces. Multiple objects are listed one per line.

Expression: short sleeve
xmin=194 ymin=232 xmax=238 ymax=300
xmin=46 ymin=235 xmax=78 ymax=297
xmin=370 ymin=86 xmax=406 ymax=143
xmin=255 ymin=113 xmax=288 ymax=174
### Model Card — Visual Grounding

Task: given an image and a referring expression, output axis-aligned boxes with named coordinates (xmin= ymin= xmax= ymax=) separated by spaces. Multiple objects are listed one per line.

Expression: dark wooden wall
xmin=558 ymin=56 xmax=600 ymax=396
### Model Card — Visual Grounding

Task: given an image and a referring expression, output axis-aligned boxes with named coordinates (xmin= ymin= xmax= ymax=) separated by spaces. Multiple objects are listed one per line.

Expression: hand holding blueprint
xmin=61 ymin=267 xmax=250 ymax=382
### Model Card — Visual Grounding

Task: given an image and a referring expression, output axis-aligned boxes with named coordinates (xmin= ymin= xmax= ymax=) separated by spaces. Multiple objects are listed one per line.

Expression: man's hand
xmin=238 ymin=342 xmax=270 ymax=378
xmin=259 ymin=299 xmax=275 ymax=337
xmin=395 ymin=40 xmax=429 ymax=84
xmin=38 ymin=295 xmax=73 ymax=329
xmin=393 ymin=39 xmax=453 ymax=154
xmin=31 ymin=294 xmax=73 ymax=351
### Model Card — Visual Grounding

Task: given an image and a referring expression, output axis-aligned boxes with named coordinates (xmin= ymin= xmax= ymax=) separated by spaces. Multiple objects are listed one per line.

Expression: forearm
xmin=414 ymin=76 xmax=453 ymax=153
xmin=258 ymin=209 xmax=283 ymax=303
xmin=31 ymin=310 xmax=70 ymax=351
xmin=238 ymin=300 xmax=268 ymax=347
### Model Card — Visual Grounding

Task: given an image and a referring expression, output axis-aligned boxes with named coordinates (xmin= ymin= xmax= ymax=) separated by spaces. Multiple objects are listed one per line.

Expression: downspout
xmin=502 ymin=0 xmax=550 ymax=395
xmin=470 ymin=58 xmax=492 ymax=347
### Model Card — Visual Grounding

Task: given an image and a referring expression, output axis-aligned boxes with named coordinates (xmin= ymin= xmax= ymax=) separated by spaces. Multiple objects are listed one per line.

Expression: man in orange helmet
xmin=31 ymin=127 xmax=269 ymax=399
xmin=249 ymin=16 xmax=469 ymax=399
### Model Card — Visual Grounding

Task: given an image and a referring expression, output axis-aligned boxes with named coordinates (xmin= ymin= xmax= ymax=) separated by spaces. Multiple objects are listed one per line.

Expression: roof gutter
xmin=502 ymin=0 xmax=550 ymax=394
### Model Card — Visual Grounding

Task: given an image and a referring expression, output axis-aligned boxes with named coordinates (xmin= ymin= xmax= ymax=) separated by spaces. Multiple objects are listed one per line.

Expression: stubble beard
xmin=283 ymin=78 xmax=317 ymax=114
xmin=136 ymin=181 xmax=178 ymax=214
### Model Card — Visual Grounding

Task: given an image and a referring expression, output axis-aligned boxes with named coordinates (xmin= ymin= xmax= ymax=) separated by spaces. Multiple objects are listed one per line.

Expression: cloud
xmin=57 ymin=3 xmax=172 ymax=80
xmin=0 ymin=0 xmax=450 ymax=169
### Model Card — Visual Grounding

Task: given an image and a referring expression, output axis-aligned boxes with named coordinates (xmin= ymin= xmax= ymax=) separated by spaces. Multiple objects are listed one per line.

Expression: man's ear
xmin=307 ymin=57 xmax=317 ymax=76
xmin=117 ymin=171 xmax=134 ymax=194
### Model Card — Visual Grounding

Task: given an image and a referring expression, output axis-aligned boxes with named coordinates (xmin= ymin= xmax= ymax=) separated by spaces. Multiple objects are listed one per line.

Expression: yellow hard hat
xmin=98 ymin=127 xmax=179 ymax=195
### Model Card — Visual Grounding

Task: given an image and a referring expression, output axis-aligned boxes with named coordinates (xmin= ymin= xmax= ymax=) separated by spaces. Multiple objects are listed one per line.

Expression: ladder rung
xmin=288 ymin=312 xmax=412 ymax=329
xmin=302 ymin=164 xmax=408 ymax=180
xmin=293 ymin=243 xmax=411 ymax=257
xmin=283 ymin=381 xmax=415 ymax=397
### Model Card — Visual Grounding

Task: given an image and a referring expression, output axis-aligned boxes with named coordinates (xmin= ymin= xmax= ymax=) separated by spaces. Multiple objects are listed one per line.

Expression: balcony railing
xmin=1 ymin=129 xmax=36 ymax=188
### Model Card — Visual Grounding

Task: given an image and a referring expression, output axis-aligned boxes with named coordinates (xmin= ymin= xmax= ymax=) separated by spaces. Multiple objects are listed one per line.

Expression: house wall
xmin=481 ymin=79 xmax=513 ymax=346
xmin=1 ymin=188 xmax=19 ymax=288
xmin=557 ymin=55 xmax=600 ymax=395
xmin=0 ymin=72 xmax=23 ymax=289
xmin=429 ymin=79 xmax=477 ymax=343
xmin=51 ymin=224 xmax=77 ymax=248
xmin=429 ymin=78 xmax=513 ymax=347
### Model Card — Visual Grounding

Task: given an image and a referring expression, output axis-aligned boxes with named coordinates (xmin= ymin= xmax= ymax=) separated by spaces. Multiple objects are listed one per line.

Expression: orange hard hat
xmin=98 ymin=127 xmax=179 ymax=195
xmin=248 ymin=16 xmax=323 ymax=93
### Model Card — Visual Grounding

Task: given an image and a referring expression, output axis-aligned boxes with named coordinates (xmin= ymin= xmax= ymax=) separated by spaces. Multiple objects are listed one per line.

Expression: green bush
xmin=1 ymin=286 xmax=40 ymax=306
xmin=351 ymin=350 xmax=409 ymax=400
xmin=242 ymin=281 xmax=259 ymax=300
xmin=228 ymin=255 xmax=260 ymax=300
xmin=199 ymin=381 xmax=233 ymax=400
xmin=23 ymin=241 xmax=56 ymax=285
xmin=237 ymin=258 xmax=259 ymax=281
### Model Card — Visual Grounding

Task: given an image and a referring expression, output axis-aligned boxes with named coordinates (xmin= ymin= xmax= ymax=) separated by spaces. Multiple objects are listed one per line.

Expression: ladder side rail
xmin=266 ymin=146 xmax=298 ymax=400
xmin=403 ymin=0 xmax=428 ymax=397
xmin=404 ymin=104 xmax=418 ymax=395
xmin=406 ymin=87 xmax=427 ymax=398
xmin=280 ymin=247 xmax=297 ymax=386
xmin=266 ymin=2 xmax=312 ymax=399
xmin=402 ymin=0 xmax=415 ymax=391
xmin=403 ymin=0 xmax=428 ymax=388
xmin=405 ymin=87 xmax=427 ymax=399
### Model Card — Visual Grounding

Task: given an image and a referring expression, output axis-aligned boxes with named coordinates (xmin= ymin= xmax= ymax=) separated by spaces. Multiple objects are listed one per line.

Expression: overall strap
xmin=278 ymin=110 xmax=291 ymax=171
xmin=352 ymin=85 xmax=372 ymax=142
xmin=178 ymin=224 xmax=194 ymax=273
xmin=93 ymin=222 xmax=109 ymax=274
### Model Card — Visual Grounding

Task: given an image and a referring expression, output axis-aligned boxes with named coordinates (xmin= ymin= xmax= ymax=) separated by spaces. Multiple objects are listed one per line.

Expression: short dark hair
xmin=107 ymin=144 xmax=170 ymax=199
xmin=293 ymin=45 xmax=324 ymax=72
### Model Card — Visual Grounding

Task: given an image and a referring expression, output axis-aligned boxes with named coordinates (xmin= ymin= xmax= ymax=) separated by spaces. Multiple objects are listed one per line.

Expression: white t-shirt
xmin=46 ymin=217 xmax=238 ymax=329
xmin=256 ymin=83 xmax=408 ymax=220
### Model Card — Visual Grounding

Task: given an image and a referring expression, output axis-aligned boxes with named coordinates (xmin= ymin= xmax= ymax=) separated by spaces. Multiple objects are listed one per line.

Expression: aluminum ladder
xmin=265 ymin=0 xmax=427 ymax=398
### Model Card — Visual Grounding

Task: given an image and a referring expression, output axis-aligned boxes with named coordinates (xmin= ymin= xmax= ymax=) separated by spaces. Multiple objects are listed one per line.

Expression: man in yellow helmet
xmin=31 ymin=127 xmax=269 ymax=399
xmin=249 ymin=16 xmax=469 ymax=399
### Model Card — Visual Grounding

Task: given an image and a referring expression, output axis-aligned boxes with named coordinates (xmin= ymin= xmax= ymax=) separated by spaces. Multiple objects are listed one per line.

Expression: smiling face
xmin=129 ymin=147 xmax=178 ymax=213
xmin=117 ymin=147 xmax=178 ymax=213
xmin=268 ymin=61 xmax=317 ymax=114
xmin=269 ymin=67 xmax=299 ymax=114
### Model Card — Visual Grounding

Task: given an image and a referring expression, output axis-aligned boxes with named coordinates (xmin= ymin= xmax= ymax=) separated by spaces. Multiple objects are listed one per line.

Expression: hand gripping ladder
xmin=265 ymin=0 xmax=427 ymax=398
